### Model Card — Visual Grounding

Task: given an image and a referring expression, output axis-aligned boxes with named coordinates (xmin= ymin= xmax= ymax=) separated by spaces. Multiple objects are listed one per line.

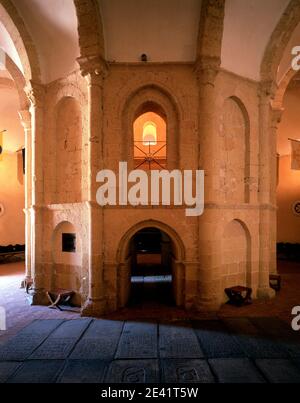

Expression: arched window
xmin=133 ymin=112 xmax=166 ymax=170
xmin=143 ymin=122 xmax=157 ymax=145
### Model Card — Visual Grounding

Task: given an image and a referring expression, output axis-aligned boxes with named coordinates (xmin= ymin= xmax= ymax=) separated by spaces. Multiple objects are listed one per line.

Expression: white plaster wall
xmin=100 ymin=0 xmax=201 ymax=62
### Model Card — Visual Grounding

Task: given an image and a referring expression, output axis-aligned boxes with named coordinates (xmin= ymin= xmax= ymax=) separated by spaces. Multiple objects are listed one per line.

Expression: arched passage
xmin=0 ymin=68 xmax=26 ymax=253
xmin=260 ymin=2 xmax=300 ymax=283
xmin=276 ymin=70 xmax=300 ymax=266
xmin=116 ymin=220 xmax=185 ymax=309
xmin=0 ymin=53 xmax=29 ymax=284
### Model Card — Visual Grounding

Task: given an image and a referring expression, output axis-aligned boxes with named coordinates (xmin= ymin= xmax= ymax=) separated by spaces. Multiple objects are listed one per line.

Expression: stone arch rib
xmin=117 ymin=220 xmax=186 ymax=264
xmin=0 ymin=0 xmax=41 ymax=82
xmin=261 ymin=0 xmax=300 ymax=83
xmin=73 ymin=0 xmax=105 ymax=59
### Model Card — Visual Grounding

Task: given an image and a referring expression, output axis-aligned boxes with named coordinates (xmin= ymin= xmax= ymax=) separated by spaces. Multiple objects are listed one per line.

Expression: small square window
xmin=62 ymin=233 xmax=76 ymax=253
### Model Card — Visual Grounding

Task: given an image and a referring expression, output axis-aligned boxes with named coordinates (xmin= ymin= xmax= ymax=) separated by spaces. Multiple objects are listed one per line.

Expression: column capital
xmin=25 ymin=81 xmax=45 ymax=108
xmin=18 ymin=109 xmax=32 ymax=130
xmin=77 ymin=55 xmax=108 ymax=86
xmin=194 ymin=56 xmax=220 ymax=86
xmin=258 ymin=80 xmax=278 ymax=103
xmin=270 ymin=106 xmax=284 ymax=130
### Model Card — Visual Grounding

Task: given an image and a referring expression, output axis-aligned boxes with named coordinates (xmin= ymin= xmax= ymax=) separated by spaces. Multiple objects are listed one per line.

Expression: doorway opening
xmin=128 ymin=227 xmax=174 ymax=306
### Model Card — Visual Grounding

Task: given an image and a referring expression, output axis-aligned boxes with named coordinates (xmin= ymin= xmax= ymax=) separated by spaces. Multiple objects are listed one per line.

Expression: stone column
xmin=193 ymin=0 xmax=225 ymax=312
xmin=269 ymin=106 xmax=283 ymax=278
xmin=195 ymin=57 xmax=220 ymax=203
xmin=195 ymin=57 xmax=222 ymax=311
xmin=78 ymin=57 xmax=107 ymax=316
xmin=257 ymin=81 xmax=280 ymax=299
xmin=25 ymin=82 xmax=47 ymax=304
xmin=19 ymin=109 xmax=32 ymax=286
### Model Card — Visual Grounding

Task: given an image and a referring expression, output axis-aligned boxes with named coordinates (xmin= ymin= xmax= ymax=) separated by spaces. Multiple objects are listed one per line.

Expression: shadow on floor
xmin=0 ymin=316 xmax=300 ymax=383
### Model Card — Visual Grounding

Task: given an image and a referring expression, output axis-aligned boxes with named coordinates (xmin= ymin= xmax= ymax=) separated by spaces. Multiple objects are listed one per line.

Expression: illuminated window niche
xmin=133 ymin=112 xmax=167 ymax=170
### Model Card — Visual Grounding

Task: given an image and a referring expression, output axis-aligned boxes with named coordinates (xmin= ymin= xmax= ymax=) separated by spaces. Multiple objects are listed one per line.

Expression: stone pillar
xmin=257 ymin=81 xmax=280 ymax=299
xmin=270 ymin=108 xmax=284 ymax=278
xmin=78 ymin=56 xmax=107 ymax=316
xmin=195 ymin=57 xmax=220 ymax=203
xmin=19 ymin=109 xmax=32 ymax=286
xmin=25 ymin=82 xmax=47 ymax=304
xmin=193 ymin=0 xmax=225 ymax=312
xmin=195 ymin=57 xmax=222 ymax=311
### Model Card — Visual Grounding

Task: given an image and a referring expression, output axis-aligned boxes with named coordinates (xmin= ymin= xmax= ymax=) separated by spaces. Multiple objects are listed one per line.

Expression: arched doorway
xmin=117 ymin=221 xmax=185 ymax=309
xmin=129 ymin=227 xmax=173 ymax=306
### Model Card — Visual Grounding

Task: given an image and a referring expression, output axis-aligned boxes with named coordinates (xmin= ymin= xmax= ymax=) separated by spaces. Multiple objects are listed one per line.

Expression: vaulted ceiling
xmin=100 ymin=0 xmax=202 ymax=63
xmin=0 ymin=0 xmax=297 ymax=84
xmin=0 ymin=0 xmax=299 ymax=154
xmin=10 ymin=0 xmax=80 ymax=83
xmin=222 ymin=0 xmax=290 ymax=81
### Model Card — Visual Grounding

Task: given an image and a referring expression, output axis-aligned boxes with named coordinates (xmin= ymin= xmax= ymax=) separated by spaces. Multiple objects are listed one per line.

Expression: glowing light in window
xmin=143 ymin=122 xmax=157 ymax=145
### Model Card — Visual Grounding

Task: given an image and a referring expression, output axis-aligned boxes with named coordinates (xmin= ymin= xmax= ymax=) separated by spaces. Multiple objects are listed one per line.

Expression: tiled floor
xmin=0 ymin=260 xmax=300 ymax=383
xmin=0 ymin=262 xmax=79 ymax=345
xmin=0 ymin=317 xmax=300 ymax=383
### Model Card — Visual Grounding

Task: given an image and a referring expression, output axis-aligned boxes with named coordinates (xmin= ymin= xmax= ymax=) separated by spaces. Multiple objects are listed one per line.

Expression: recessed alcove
xmin=52 ymin=221 xmax=82 ymax=306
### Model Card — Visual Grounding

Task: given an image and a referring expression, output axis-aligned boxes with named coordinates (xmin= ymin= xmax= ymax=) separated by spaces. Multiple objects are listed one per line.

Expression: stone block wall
xmin=31 ymin=64 xmax=274 ymax=314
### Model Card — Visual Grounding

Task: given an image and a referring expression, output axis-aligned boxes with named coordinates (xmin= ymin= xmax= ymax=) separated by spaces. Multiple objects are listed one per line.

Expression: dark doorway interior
xmin=129 ymin=227 xmax=174 ymax=306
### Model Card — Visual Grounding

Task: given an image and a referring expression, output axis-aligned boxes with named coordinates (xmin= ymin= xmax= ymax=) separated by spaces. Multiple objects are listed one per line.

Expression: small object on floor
xmin=46 ymin=289 xmax=74 ymax=311
xmin=269 ymin=274 xmax=281 ymax=291
xmin=225 ymin=286 xmax=252 ymax=307
xmin=23 ymin=278 xmax=33 ymax=294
